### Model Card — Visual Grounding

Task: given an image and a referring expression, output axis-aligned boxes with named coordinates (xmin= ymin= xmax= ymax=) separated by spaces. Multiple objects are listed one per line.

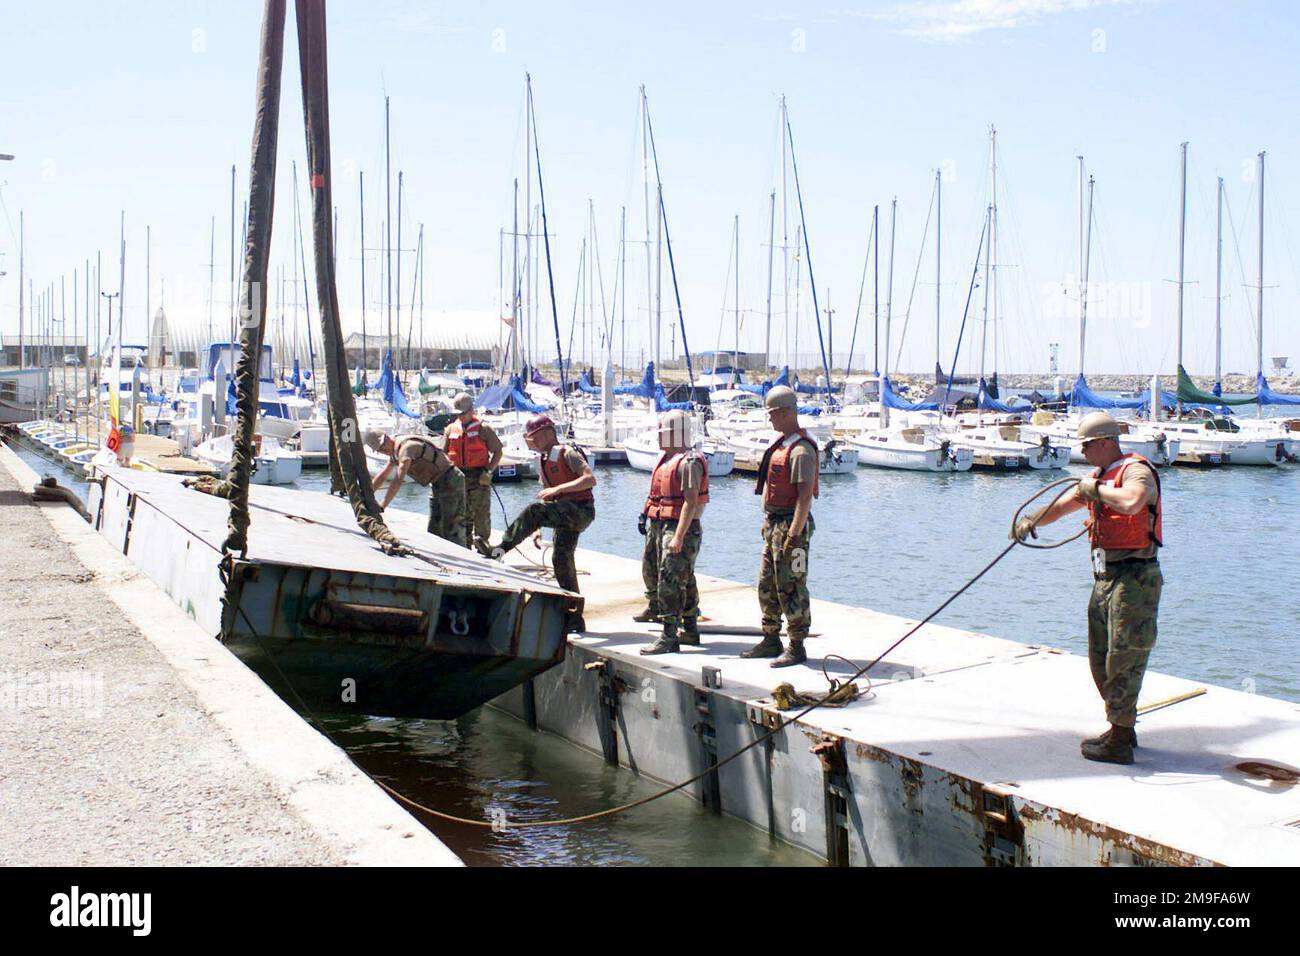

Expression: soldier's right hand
xmin=1011 ymin=516 xmax=1038 ymax=542
xmin=637 ymin=512 xmax=648 ymax=536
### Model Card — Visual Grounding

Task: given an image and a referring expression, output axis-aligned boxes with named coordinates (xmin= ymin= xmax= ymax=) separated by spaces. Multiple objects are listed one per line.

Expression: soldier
xmin=637 ymin=409 xmax=708 ymax=655
xmin=365 ymin=429 xmax=468 ymax=548
xmin=494 ymin=414 xmax=596 ymax=632
xmin=1013 ymin=411 xmax=1163 ymax=765
xmin=443 ymin=392 xmax=504 ymax=555
xmin=741 ymin=385 xmax=818 ymax=667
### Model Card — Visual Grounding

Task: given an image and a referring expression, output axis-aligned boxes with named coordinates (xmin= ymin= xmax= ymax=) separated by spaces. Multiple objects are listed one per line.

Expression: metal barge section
xmin=492 ymin=545 xmax=1300 ymax=866
xmin=87 ymin=467 xmax=578 ymax=720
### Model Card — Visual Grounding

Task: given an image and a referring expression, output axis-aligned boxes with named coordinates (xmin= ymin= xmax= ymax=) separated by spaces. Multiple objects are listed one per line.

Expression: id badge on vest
xmin=1090 ymin=547 xmax=1107 ymax=577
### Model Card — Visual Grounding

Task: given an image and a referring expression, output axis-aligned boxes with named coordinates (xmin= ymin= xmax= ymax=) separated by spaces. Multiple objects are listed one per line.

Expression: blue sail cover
xmin=977 ymin=378 xmax=1033 ymax=415
xmin=653 ymin=384 xmax=691 ymax=412
xmin=1257 ymin=373 xmax=1300 ymax=406
xmin=738 ymin=366 xmax=792 ymax=395
xmin=576 ymin=370 xmax=601 ymax=395
xmin=882 ymin=376 xmax=938 ymax=411
xmin=476 ymin=374 xmax=550 ymax=414
xmin=376 ymin=351 xmax=420 ymax=419
xmin=615 ymin=363 xmax=656 ymax=398
xmin=1068 ymin=374 xmax=1151 ymax=410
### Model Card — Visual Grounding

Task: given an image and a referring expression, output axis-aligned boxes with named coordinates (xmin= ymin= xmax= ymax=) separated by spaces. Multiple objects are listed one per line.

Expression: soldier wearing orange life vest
xmin=1014 ymin=411 xmax=1163 ymax=765
xmin=493 ymin=414 xmax=596 ymax=633
xmin=443 ymin=393 xmax=503 ymax=555
xmin=742 ymin=385 xmax=819 ymax=668
xmin=636 ymin=410 xmax=708 ymax=655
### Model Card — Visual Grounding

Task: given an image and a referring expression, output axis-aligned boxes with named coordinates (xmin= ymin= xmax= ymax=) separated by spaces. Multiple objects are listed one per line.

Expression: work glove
xmin=637 ymin=512 xmax=648 ymax=536
xmin=480 ymin=471 xmax=493 ymax=487
xmin=1011 ymin=516 xmax=1038 ymax=542
xmin=1077 ymin=474 xmax=1101 ymax=502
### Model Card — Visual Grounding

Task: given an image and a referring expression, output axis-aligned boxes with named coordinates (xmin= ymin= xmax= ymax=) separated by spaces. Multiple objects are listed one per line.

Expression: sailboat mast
xmin=734 ymin=212 xmax=741 ymax=377
xmin=780 ymin=96 xmax=789 ymax=370
xmin=512 ymin=178 xmax=520 ymax=375
xmin=1080 ymin=175 xmax=1095 ymax=377
xmin=935 ymin=169 xmax=941 ymax=373
xmin=1256 ymin=150 xmax=1265 ymax=414
xmin=873 ymin=203 xmax=879 ymax=374
xmin=1215 ymin=175 xmax=1222 ymax=390
xmin=640 ymin=86 xmax=654 ymax=374
xmin=525 ymin=81 xmax=533 ymax=370
xmin=654 ymin=183 xmax=663 ymax=371
xmin=885 ymin=197 xmax=896 ymax=380
xmin=765 ymin=190 xmax=775 ymax=372
xmin=384 ymin=95 xmax=392 ymax=362
xmin=1176 ymin=141 xmax=1188 ymax=418
xmin=359 ymin=170 xmax=367 ymax=375
xmin=619 ymin=206 xmax=627 ymax=376
xmin=1077 ymin=155 xmax=1086 ymax=376
xmin=396 ymin=169 xmax=403 ymax=376
xmin=990 ymin=127 xmax=998 ymax=383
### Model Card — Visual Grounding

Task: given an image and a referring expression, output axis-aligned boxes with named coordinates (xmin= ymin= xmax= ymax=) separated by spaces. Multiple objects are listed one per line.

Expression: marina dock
xmin=0 ymin=443 xmax=460 ymax=866
xmin=490 ymin=540 xmax=1300 ymax=866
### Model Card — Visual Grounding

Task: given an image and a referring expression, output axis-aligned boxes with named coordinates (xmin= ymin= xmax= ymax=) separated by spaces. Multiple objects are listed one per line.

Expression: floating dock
xmin=491 ymin=541 xmax=1300 ymax=866
xmin=86 ymin=468 xmax=577 ymax=719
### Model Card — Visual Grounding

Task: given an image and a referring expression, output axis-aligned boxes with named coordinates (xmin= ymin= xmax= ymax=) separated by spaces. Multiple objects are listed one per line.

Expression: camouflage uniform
xmin=498 ymin=499 xmax=596 ymax=595
xmin=1086 ymin=561 xmax=1162 ymax=728
xmin=758 ymin=514 xmax=814 ymax=642
xmin=427 ymin=466 xmax=469 ymax=548
xmin=462 ymin=467 xmax=493 ymax=552
xmin=643 ymin=518 xmax=702 ymax=631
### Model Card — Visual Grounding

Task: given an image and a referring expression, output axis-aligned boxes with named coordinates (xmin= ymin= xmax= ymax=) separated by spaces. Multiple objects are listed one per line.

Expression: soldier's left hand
xmin=667 ymin=536 xmax=684 ymax=554
xmin=538 ymin=486 xmax=558 ymax=501
xmin=1077 ymin=475 xmax=1101 ymax=501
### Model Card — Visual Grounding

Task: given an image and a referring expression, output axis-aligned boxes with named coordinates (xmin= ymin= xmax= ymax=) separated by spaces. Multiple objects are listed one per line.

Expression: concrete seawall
xmin=0 ymin=443 xmax=460 ymax=866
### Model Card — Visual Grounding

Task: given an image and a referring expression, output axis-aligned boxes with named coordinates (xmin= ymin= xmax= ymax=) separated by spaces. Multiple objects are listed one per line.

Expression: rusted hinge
xmin=812 ymin=734 xmax=851 ymax=867
xmin=978 ymin=783 xmax=1025 ymax=867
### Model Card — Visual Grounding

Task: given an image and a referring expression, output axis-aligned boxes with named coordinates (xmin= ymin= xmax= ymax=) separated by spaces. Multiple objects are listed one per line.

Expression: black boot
xmin=1083 ymin=725 xmax=1138 ymax=749
xmin=632 ymin=605 xmax=662 ymax=623
xmin=678 ymin=618 xmax=701 ymax=646
xmin=740 ymin=636 xmax=783 ymax=659
xmin=1081 ymin=723 xmax=1135 ymax=764
xmin=640 ymin=623 xmax=679 ymax=656
xmin=770 ymin=638 xmax=807 ymax=668
xmin=566 ymin=613 xmax=586 ymax=634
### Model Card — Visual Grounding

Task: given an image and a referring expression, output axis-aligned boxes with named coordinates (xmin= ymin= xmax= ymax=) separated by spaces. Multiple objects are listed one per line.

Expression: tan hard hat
xmin=658 ymin=409 xmax=693 ymax=446
xmin=1076 ymin=411 xmax=1121 ymax=443
xmin=452 ymin=392 xmax=475 ymax=414
xmin=765 ymin=385 xmax=798 ymax=411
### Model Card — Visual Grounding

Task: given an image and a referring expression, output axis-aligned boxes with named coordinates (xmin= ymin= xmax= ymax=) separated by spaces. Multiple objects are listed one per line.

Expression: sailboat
xmin=1023 ymin=159 xmax=1179 ymax=466
xmin=941 ymin=128 xmax=1068 ymax=470
xmin=839 ymin=179 xmax=972 ymax=472
xmin=1161 ymin=147 xmax=1287 ymax=466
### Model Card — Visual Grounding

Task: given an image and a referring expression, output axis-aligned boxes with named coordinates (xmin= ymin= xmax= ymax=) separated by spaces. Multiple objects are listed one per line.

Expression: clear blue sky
xmin=3 ymin=0 xmax=1299 ymax=376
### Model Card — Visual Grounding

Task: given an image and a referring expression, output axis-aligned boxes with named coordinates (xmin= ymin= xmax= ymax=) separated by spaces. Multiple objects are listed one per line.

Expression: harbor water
xmin=20 ymin=444 xmax=1298 ymax=865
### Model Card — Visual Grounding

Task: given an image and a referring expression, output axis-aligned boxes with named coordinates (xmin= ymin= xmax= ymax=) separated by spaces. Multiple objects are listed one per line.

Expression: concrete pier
xmin=0 ymin=443 xmax=460 ymax=866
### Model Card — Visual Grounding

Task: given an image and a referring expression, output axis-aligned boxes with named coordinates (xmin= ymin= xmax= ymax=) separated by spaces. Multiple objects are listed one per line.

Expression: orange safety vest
xmin=760 ymin=429 xmax=819 ymax=511
xmin=644 ymin=451 xmax=709 ymax=521
xmin=446 ymin=416 xmax=491 ymax=469
xmin=1087 ymin=453 xmax=1163 ymax=551
xmin=540 ymin=444 xmax=594 ymax=503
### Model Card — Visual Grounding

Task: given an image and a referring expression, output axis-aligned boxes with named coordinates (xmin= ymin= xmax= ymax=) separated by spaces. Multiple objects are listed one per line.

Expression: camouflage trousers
xmin=641 ymin=518 xmax=702 ymax=628
xmin=1087 ymin=561 xmax=1162 ymax=728
xmin=758 ymin=513 xmax=814 ymax=642
xmin=427 ymin=467 xmax=468 ymax=549
xmin=462 ymin=467 xmax=493 ymax=552
xmin=499 ymin=499 xmax=596 ymax=595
